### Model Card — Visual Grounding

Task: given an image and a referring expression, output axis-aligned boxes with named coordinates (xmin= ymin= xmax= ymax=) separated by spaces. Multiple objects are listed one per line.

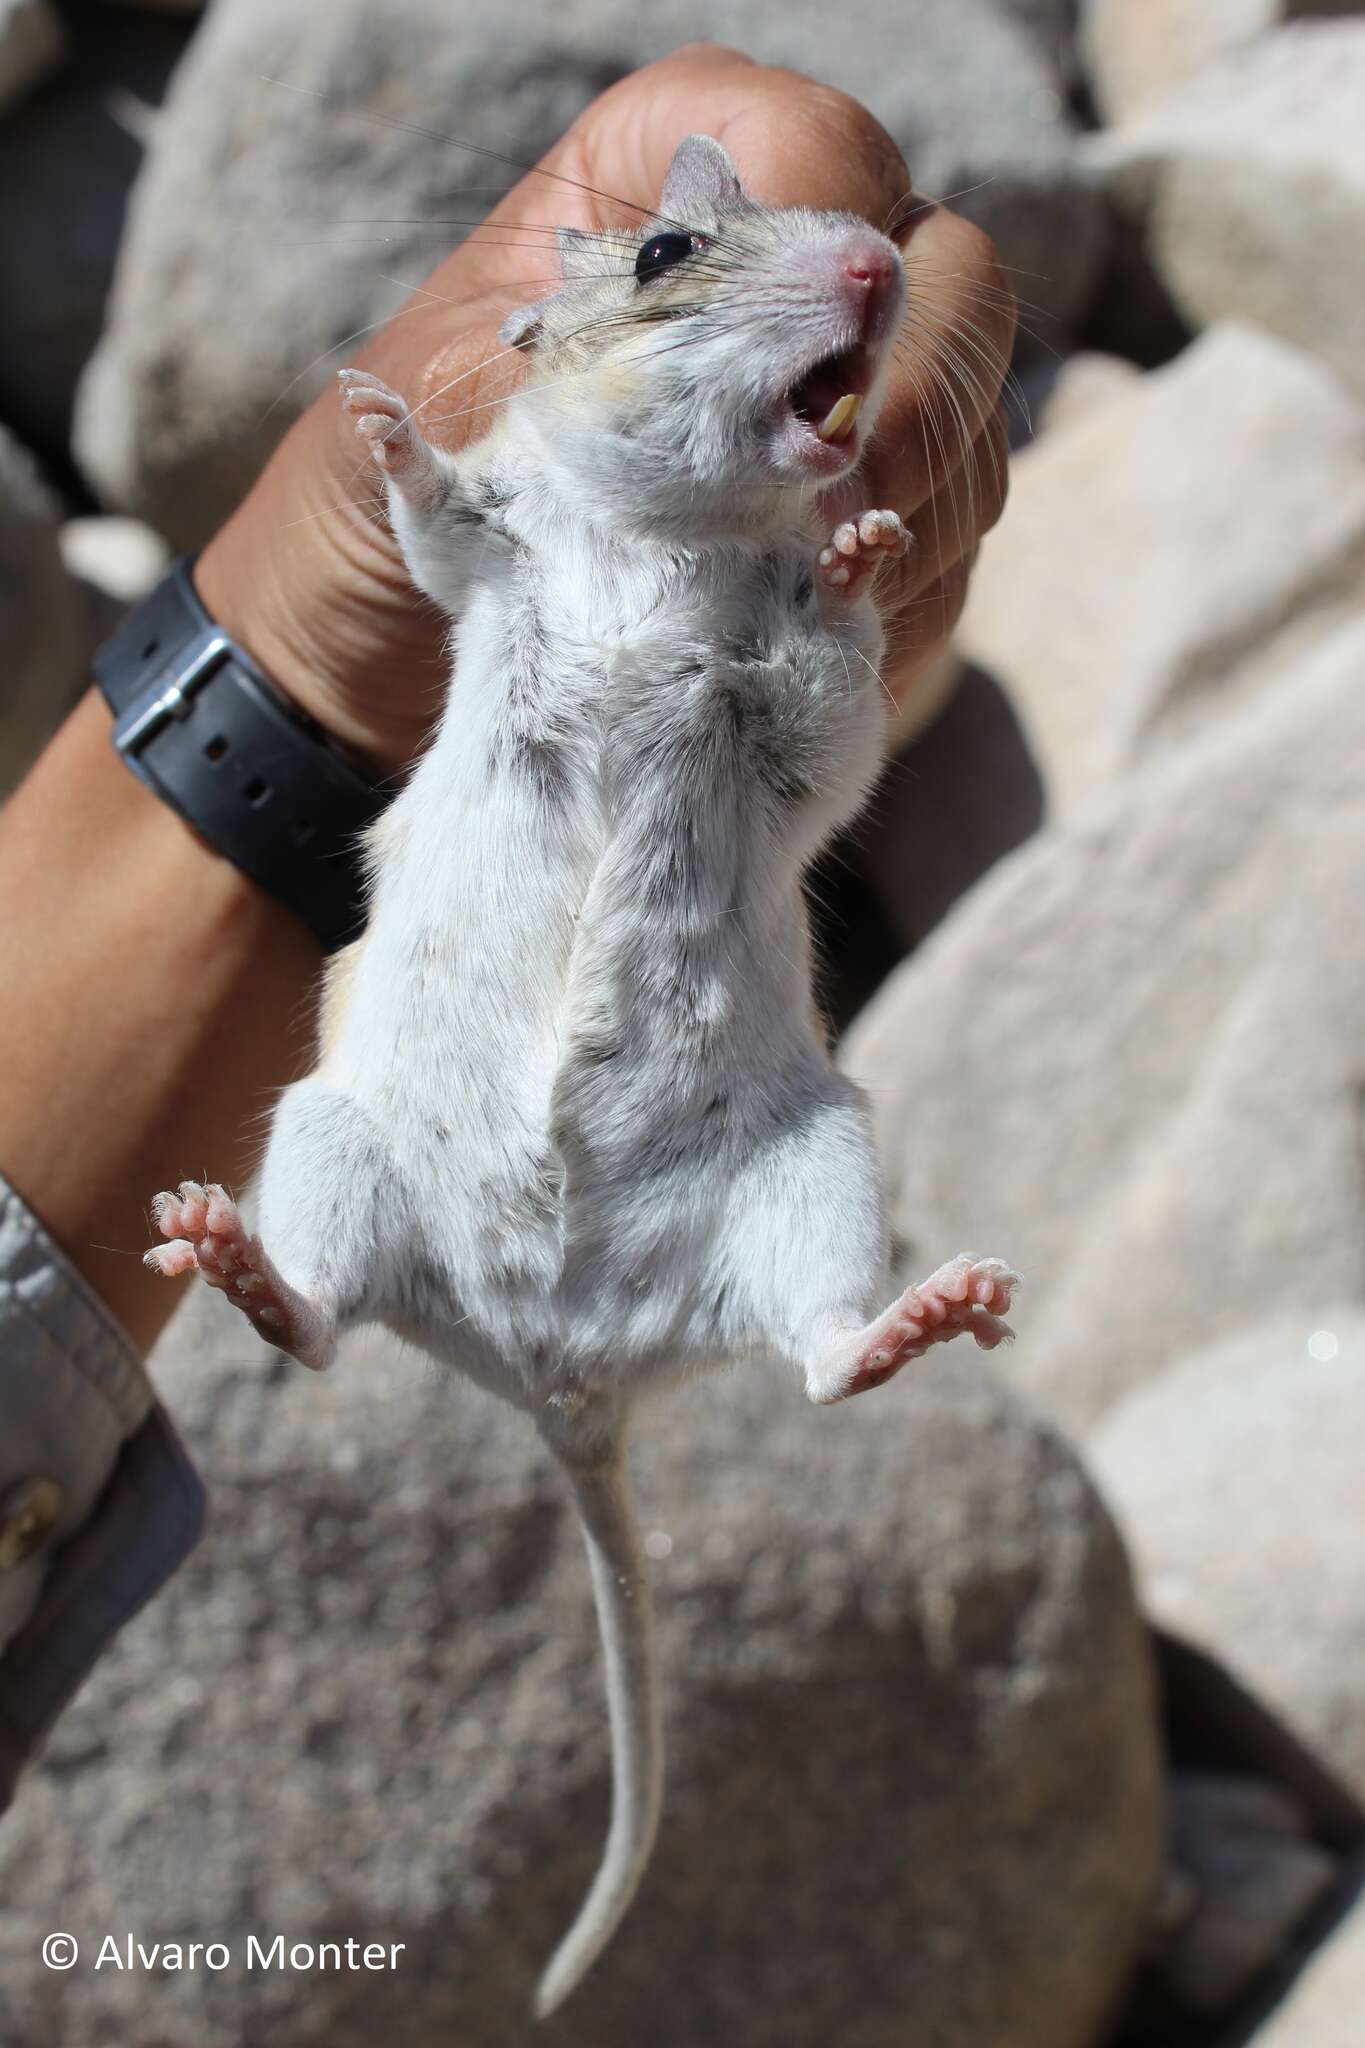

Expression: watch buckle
xmin=111 ymin=627 xmax=233 ymax=758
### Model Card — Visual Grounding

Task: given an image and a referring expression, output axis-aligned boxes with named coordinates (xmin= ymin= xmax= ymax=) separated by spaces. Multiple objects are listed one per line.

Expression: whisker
xmin=258 ymin=300 xmax=422 ymax=426
xmin=883 ymin=174 xmax=1000 ymax=235
xmin=257 ymin=74 xmax=717 ymax=245
xmin=281 ymin=494 xmax=386 ymax=530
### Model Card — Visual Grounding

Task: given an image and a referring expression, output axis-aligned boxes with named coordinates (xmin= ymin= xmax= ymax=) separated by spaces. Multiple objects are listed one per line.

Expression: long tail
xmin=535 ymin=1444 xmax=663 ymax=2019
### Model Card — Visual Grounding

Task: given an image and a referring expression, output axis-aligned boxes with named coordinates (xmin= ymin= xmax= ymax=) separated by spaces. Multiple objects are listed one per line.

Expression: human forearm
xmin=0 ymin=686 xmax=322 ymax=1352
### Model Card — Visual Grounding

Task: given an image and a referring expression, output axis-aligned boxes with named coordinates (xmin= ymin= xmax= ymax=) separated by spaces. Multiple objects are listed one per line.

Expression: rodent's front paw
xmin=338 ymin=367 xmax=410 ymax=454
xmin=337 ymin=368 xmax=445 ymax=514
xmin=818 ymin=508 xmax=911 ymax=597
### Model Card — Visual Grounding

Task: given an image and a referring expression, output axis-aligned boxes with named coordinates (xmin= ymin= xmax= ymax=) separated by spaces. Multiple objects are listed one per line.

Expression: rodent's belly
xmin=357 ymin=877 xmax=821 ymax=1368
xmin=347 ymin=709 xmax=833 ymax=1362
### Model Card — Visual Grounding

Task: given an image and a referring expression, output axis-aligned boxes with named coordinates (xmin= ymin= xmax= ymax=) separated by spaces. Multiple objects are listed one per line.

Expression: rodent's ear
xmin=499 ymin=298 xmax=549 ymax=349
xmin=659 ymin=134 xmax=745 ymax=222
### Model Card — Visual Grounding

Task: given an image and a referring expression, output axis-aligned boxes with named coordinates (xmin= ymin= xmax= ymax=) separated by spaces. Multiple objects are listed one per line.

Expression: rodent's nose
xmin=843 ymin=248 xmax=895 ymax=288
xmin=835 ymin=237 xmax=901 ymax=336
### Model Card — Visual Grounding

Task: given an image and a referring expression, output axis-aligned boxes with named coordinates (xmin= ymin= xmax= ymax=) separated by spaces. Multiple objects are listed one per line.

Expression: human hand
xmin=196 ymin=43 xmax=1014 ymax=776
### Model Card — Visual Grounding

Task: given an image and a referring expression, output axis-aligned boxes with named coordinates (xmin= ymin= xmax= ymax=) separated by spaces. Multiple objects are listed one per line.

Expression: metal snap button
xmin=0 ymin=1476 xmax=64 ymax=1570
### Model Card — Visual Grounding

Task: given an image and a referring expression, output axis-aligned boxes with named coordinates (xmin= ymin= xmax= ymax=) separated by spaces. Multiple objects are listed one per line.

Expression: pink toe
xmin=145 ymin=1240 xmax=197 ymax=1278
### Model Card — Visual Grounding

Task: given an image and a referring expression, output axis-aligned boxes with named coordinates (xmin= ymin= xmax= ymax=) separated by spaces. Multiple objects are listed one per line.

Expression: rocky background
xmin=1 ymin=1 xmax=1363 ymax=2043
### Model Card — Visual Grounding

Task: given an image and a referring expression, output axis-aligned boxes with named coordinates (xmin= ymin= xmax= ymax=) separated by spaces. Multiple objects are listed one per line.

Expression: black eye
xmin=635 ymin=232 xmax=694 ymax=285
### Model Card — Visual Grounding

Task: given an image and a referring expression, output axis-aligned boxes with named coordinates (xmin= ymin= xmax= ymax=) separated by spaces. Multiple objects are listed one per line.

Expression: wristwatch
xmin=94 ymin=557 xmax=389 ymax=950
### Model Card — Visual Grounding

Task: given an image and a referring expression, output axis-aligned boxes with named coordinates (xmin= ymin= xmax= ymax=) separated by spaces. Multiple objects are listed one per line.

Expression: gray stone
xmin=0 ymin=1290 xmax=1161 ymax=2046
xmin=1088 ymin=21 xmax=1365 ymax=407
xmin=59 ymin=514 xmax=170 ymax=604
xmin=1160 ymin=1773 xmax=1340 ymax=2011
xmin=1079 ymin=0 xmax=1324 ymax=123
xmin=843 ymin=611 xmax=1365 ymax=1432
xmin=988 ymin=0 xmax=1085 ymax=86
xmin=1031 ymin=346 xmax=1141 ymax=431
xmin=957 ymin=324 xmax=1365 ymax=818
xmin=0 ymin=0 xmax=63 ymax=117
xmin=0 ymin=425 xmax=91 ymax=797
xmin=73 ymin=0 xmax=1106 ymax=547
xmin=58 ymin=514 xmax=173 ymax=645
xmin=1091 ymin=1315 xmax=1365 ymax=1804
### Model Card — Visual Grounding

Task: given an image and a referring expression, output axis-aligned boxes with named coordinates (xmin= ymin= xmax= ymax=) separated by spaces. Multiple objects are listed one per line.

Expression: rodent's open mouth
xmin=786 ymin=341 xmax=873 ymax=445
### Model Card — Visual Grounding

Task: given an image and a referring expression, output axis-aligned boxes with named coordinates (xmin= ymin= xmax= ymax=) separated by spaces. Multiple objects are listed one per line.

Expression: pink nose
xmin=843 ymin=243 xmax=895 ymax=288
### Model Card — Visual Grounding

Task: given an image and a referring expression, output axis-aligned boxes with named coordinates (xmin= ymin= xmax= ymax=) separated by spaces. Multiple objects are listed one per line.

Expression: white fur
xmin=254 ymin=142 xmax=921 ymax=2012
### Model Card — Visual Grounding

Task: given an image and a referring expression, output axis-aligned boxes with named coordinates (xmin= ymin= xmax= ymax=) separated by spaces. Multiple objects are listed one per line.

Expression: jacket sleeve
xmin=0 ymin=1173 xmax=205 ymax=1810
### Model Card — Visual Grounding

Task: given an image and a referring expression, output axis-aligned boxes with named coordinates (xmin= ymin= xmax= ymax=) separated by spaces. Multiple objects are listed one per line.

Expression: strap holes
xmin=243 ymin=776 xmax=272 ymax=806
xmin=204 ymin=735 xmax=228 ymax=762
xmin=141 ymin=639 xmax=160 ymax=660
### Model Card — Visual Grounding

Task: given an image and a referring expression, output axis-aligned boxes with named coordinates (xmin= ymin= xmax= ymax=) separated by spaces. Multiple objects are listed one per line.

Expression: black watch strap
xmin=95 ymin=556 xmax=388 ymax=950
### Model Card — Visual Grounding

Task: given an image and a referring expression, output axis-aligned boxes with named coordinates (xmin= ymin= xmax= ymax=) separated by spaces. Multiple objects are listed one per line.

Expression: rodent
xmin=145 ymin=134 xmax=1020 ymax=2017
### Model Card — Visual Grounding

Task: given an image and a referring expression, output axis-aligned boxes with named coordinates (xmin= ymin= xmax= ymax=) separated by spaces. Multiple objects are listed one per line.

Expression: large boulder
xmin=843 ymin=609 xmax=1365 ymax=1432
xmin=73 ymin=0 xmax=1106 ymax=547
xmin=0 ymin=424 xmax=91 ymax=795
xmin=1077 ymin=0 xmax=1357 ymax=123
xmin=956 ymin=324 xmax=1365 ymax=817
xmin=0 ymin=1287 xmax=1161 ymax=2047
xmin=1087 ymin=20 xmax=1365 ymax=408
xmin=1091 ymin=1314 xmax=1365 ymax=1805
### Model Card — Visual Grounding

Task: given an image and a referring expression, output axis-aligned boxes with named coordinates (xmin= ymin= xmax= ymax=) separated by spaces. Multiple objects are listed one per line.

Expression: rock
xmin=1031 ymin=346 xmax=1141 ymax=432
xmin=0 ymin=5 xmax=194 ymax=480
xmin=59 ymin=513 xmax=170 ymax=603
xmin=842 ymin=611 xmax=1365 ymax=1431
xmin=0 ymin=425 xmax=91 ymax=796
xmin=0 ymin=1289 xmax=1161 ymax=2047
xmin=0 ymin=0 xmax=64 ymax=117
xmin=992 ymin=0 xmax=1085 ymax=86
xmin=1088 ymin=21 xmax=1365 ymax=408
xmin=74 ymin=0 xmax=1106 ymax=547
xmin=59 ymin=514 xmax=173 ymax=643
xmin=1078 ymin=0 xmax=1326 ymax=123
xmin=1159 ymin=1774 xmax=1340 ymax=2011
xmin=956 ymin=324 xmax=1365 ymax=818
xmin=1249 ymin=1864 xmax=1365 ymax=2048
xmin=1090 ymin=1315 xmax=1365 ymax=1805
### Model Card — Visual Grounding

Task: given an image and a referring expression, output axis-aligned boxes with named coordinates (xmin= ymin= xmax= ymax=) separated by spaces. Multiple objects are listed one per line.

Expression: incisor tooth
xmin=816 ymin=393 xmax=862 ymax=443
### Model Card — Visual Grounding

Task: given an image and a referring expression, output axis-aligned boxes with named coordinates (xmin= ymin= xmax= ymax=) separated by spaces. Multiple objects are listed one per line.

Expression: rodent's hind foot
xmin=806 ymin=1253 xmax=1020 ymax=1405
xmin=337 ymin=367 xmax=446 ymax=516
xmin=144 ymin=1180 xmax=336 ymax=1371
xmin=818 ymin=507 xmax=911 ymax=599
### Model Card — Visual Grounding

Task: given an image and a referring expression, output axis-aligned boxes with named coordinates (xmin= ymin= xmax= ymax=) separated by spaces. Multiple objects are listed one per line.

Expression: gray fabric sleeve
xmin=0 ymin=1174 xmax=205 ymax=1809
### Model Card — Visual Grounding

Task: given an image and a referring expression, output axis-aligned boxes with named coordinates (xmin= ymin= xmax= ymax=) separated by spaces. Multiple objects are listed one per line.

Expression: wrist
xmin=99 ymin=551 xmax=389 ymax=952
xmin=0 ymin=691 xmax=321 ymax=1349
